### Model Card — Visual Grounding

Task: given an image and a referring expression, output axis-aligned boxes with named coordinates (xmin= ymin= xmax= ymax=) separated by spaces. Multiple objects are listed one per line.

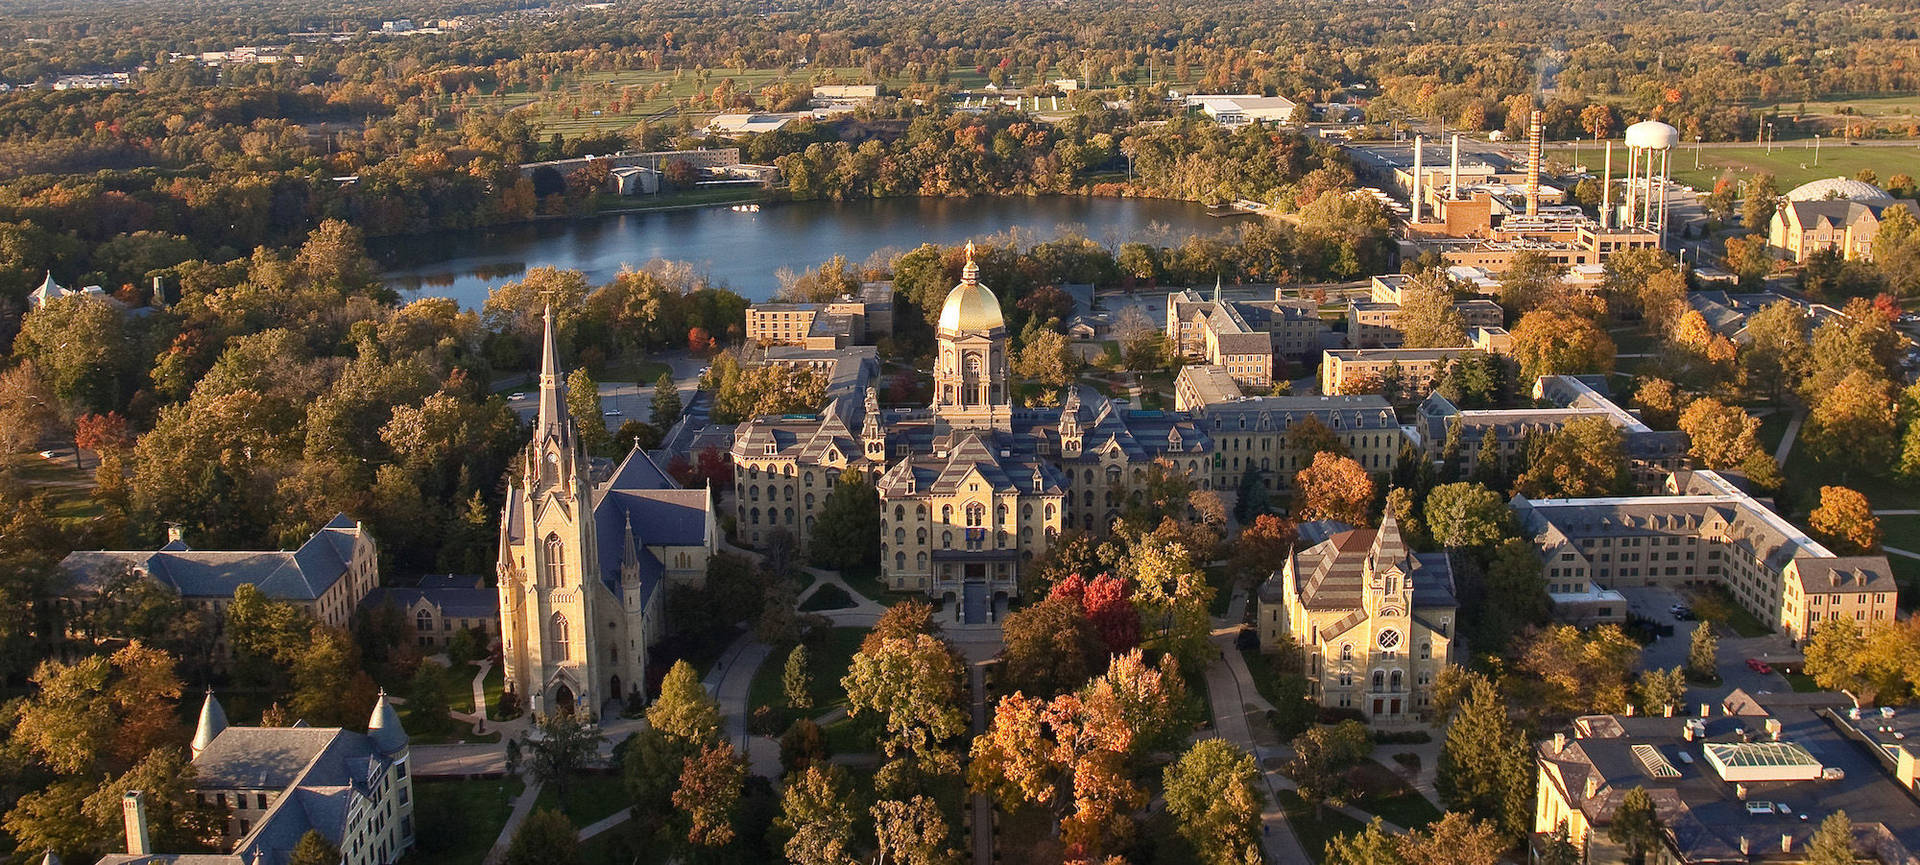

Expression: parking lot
xmin=1619 ymin=585 xmax=1797 ymax=710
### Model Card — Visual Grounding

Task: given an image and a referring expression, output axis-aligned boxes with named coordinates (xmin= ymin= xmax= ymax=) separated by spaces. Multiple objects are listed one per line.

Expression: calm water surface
xmin=375 ymin=196 xmax=1250 ymax=306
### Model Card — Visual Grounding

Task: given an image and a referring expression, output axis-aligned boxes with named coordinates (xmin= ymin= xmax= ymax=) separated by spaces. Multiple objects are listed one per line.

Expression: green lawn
xmin=1684 ymin=586 xmax=1773 ymax=638
xmin=407 ymin=777 xmax=524 ymax=865
xmin=745 ymin=626 xmax=867 ymax=729
xmin=1784 ymin=671 xmax=1822 ymax=693
xmin=1547 ymin=142 xmax=1920 ymax=192
xmin=446 ymin=66 xmax=871 ymax=135
xmin=837 ymin=564 xmax=896 ymax=606
xmin=1755 ymin=410 xmax=1792 ymax=456
xmin=1204 ymin=565 xmax=1235 ymax=616
xmin=532 ymin=772 xmax=631 ymax=827
xmin=595 ymin=358 xmax=672 ymax=385
xmin=1277 ymin=789 xmax=1369 ymax=864
xmin=798 ymin=583 xmax=856 ymax=612
xmin=484 ymin=661 xmax=515 ymax=721
xmin=5 ymin=451 xmax=103 ymax=523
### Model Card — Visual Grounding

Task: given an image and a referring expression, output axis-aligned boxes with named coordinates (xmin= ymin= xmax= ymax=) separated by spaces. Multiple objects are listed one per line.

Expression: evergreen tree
xmin=784 ymin=644 xmax=814 ymax=713
xmin=1806 ymin=811 xmax=1857 ymax=865
xmin=650 ymin=371 xmax=682 ymax=428
xmin=1436 ymin=676 xmax=1532 ymax=839
xmin=1687 ymin=624 xmax=1719 ymax=681
xmin=1609 ymin=786 xmax=1663 ymax=865
xmin=1234 ymin=463 xmax=1271 ymax=522
xmin=289 ymin=829 xmax=340 ymax=865
xmin=1470 ymin=428 xmax=1505 ymax=490
xmin=810 ymin=468 xmax=881 ymax=573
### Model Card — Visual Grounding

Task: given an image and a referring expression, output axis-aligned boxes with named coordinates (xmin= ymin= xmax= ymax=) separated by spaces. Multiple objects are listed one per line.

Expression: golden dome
xmin=937 ymin=242 xmax=1005 ymax=334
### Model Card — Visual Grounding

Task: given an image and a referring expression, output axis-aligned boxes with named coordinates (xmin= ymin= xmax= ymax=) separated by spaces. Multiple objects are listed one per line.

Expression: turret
xmin=1059 ymin=387 xmax=1084 ymax=458
xmin=862 ymin=387 xmax=886 ymax=460
xmin=191 ymin=689 xmax=228 ymax=757
xmin=367 ymin=689 xmax=409 ymax=759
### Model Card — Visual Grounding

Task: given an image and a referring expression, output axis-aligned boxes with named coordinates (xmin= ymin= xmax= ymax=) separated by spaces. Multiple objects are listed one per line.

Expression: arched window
xmin=1045 ymin=503 xmax=1055 ymax=519
xmin=916 ymin=553 xmax=928 ymax=570
xmin=942 ymin=531 xmax=954 ymax=548
xmin=966 ymin=503 xmax=985 ymax=527
xmin=917 ymin=528 xmax=927 ymax=544
xmin=895 ymin=528 xmax=906 ymax=544
xmin=550 ymin=613 xmax=571 ymax=661
xmin=543 ymin=534 xmax=566 ymax=586
xmin=785 ymin=484 xmax=795 ymax=501
xmin=1371 ymin=670 xmax=1384 ymax=690
xmin=785 ymin=507 xmax=795 ymax=524
xmin=895 ymin=506 xmax=906 ymax=521
xmin=942 ymin=505 xmax=953 ymax=523
xmin=895 ymin=552 xmax=906 ymax=570
xmin=1340 ymin=643 xmax=1353 ymax=661
xmin=750 ymin=508 xmax=761 ymax=525
xmin=415 ymin=610 xmax=433 ymax=632
xmin=1418 ymin=642 xmax=1431 ymax=660
xmin=750 ymin=486 xmax=760 ymax=501
xmin=805 ymin=493 xmax=815 ymax=509
xmin=1390 ymin=670 xmax=1403 ymax=691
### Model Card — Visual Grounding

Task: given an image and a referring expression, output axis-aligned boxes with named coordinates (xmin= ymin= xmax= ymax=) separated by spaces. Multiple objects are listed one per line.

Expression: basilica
xmin=496 ymin=309 xmax=717 ymax=719
xmin=729 ymin=245 xmax=1404 ymax=619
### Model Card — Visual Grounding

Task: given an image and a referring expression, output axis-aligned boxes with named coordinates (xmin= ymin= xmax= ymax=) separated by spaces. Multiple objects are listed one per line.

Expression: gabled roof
xmin=59 ymin=516 xmax=367 ymax=603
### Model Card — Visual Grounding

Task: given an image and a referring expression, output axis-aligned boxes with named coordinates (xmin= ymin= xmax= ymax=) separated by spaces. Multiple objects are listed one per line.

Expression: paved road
xmin=505 ymin=351 xmax=708 ymax=430
xmin=1621 ymin=585 xmax=1796 ymax=712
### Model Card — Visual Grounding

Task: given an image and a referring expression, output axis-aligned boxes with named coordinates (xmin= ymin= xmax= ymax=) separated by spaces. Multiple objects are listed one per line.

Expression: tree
xmin=1809 ymin=485 xmax=1881 ymax=555
xmin=784 ymin=645 xmax=814 ymax=713
xmin=1472 ymin=539 xmax=1551 ymax=650
xmin=1521 ymin=624 xmax=1641 ymax=714
xmin=1740 ymin=172 xmax=1780 ymax=232
xmin=1639 ymin=268 xmax=1689 ymax=333
xmin=0 ymin=361 xmax=59 ymax=456
xmin=565 ymin=367 xmax=613 ymax=455
xmin=1326 ymin=818 xmax=1406 ymax=865
xmin=872 ymin=796 xmax=959 ymax=865
xmin=1436 ymin=675 xmax=1533 ymax=838
xmin=1677 ymin=398 xmax=1762 ymax=469
xmin=1164 ymin=739 xmax=1266 ymax=865
xmin=1497 ymin=250 xmax=1565 ymax=313
xmin=777 ymin=765 xmax=857 ymax=865
xmin=1013 ymin=328 xmax=1079 ymax=389
xmin=1230 ymin=514 xmax=1298 ymax=582
xmin=502 ymin=809 xmax=582 ymax=865
xmin=1284 ymin=720 xmax=1372 ymax=817
xmin=1510 ymin=309 xmax=1616 ymax=382
xmin=1514 ymin=417 xmax=1628 ymax=498
xmin=1609 ymin=786 xmax=1663 ymax=865
xmin=1287 ymin=415 xmax=1352 ymax=463
xmin=1397 ymin=276 xmax=1468 ymax=348
xmin=1740 ymin=302 xmax=1811 ymax=398
xmin=810 ymin=467 xmax=882 ymax=573
xmin=1631 ymin=378 xmax=1686 ymax=430
xmin=649 ymin=660 xmax=722 ymax=745
xmin=289 ymin=829 xmax=341 ymax=865
xmin=526 ymin=712 xmax=605 ymax=799
xmin=1633 ymin=667 xmax=1688 ymax=717
xmin=1000 ymin=593 xmax=1101 ymax=697
xmin=1807 ymin=811 xmax=1858 ymax=865
xmin=863 ymin=600 xmax=943 ymax=653
xmin=1804 ymin=370 xmax=1897 ymax=478
xmin=1423 ymin=482 xmax=1509 ymax=550
xmin=650 ymin=371 xmax=682 ymax=428
xmin=674 ymin=741 xmax=746 ymax=849
xmin=13 ymin=294 xmax=132 ymax=413
xmin=841 ymin=634 xmax=967 ymax=769
xmin=1293 ymin=452 xmax=1374 ymax=525
xmin=1802 ymin=619 xmax=1920 ymax=705
xmin=1688 ymin=623 xmax=1719 ymax=681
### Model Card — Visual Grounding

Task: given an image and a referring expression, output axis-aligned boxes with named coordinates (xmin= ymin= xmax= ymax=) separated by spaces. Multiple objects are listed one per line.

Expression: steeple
xmin=367 ymin=688 xmax=409 ymax=758
xmin=1212 ymin=273 xmax=1222 ymax=303
xmin=191 ymin=689 xmax=228 ymax=757
xmin=535 ymin=304 xmax=570 ymax=439
xmin=862 ymin=387 xmax=886 ymax=460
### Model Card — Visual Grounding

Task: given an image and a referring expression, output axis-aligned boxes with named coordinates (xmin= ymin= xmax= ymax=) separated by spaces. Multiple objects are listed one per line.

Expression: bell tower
xmin=932 ymin=242 xmax=1011 ymax=431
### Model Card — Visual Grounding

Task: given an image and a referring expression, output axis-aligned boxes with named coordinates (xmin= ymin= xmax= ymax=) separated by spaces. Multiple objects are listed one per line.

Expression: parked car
xmin=1746 ymin=658 xmax=1772 ymax=674
xmin=509 ymin=392 xmax=527 ymax=400
xmin=603 ymin=408 xmax=623 ymax=417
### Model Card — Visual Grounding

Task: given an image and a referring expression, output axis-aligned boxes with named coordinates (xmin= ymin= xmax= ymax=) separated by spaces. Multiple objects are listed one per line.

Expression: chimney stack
xmin=1663 ymin=703 xmax=1674 ymax=718
xmin=1740 ymin=837 xmax=1750 ymax=856
xmin=165 ymin=524 xmax=185 ymax=546
xmin=1700 ymin=703 xmax=1711 ymax=718
xmin=1766 ymin=718 xmax=1783 ymax=740
xmin=122 ymin=791 xmax=150 ymax=856
xmin=1553 ymin=732 xmax=1567 ymax=754
xmin=1601 ymin=140 xmax=1613 ymax=229
xmin=1450 ymin=133 xmax=1460 ymax=202
xmin=1782 ymin=834 xmax=1794 ymax=853
xmin=1526 ymin=109 xmax=1543 ymax=218
xmin=1411 ymin=135 xmax=1424 ymax=224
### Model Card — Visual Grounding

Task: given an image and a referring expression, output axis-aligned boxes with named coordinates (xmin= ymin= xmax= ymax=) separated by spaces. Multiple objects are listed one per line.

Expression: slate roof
xmin=361 ymin=582 xmax=499 ymax=619
xmin=60 ymin=515 xmax=365 ymax=602
xmin=1273 ymin=518 xmax=1457 ymax=640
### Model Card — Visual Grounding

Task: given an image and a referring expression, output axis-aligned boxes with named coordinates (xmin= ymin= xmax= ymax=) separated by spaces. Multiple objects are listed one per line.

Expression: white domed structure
xmin=1784 ymin=177 xmax=1893 ymax=203
xmin=1624 ymin=120 xmax=1680 ymax=150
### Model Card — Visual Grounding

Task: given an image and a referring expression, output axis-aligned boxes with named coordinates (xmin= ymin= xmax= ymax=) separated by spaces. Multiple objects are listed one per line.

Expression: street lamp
xmin=1694 ymin=136 xmax=1702 ymax=170
xmin=1814 ymin=134 xmax=1821 ymax=166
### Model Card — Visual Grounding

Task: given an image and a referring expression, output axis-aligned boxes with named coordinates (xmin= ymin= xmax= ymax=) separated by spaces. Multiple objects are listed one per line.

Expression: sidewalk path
xmin=577 ymin=806 xmax=635 ymax=842
xmin=1206 ymin=592 xmax=1311 ymax=865
xmin=1872 ymin=509 xmax=1920 ymax=516
xmin=1773 ymin=409 xmax=1806 ymax=466
xmin=1884 ymin=545 xmax=1920 ymax=561
xmin=968 ymin=662 xmax=994 ymax=865
xmin=469 ymin=660 xmax=492 ymax=717
xmin=483 ymin=780 xmax=543 ymax=864
xmin=703 ymin=631 xmax=772 ymax=756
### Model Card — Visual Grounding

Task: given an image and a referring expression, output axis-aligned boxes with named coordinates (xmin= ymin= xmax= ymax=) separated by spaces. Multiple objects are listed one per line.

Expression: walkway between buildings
xmin=483 ymin=780 xmax=543 ymax=865
xmin=1206 ymin=592 xmax=1312 ymax=865
xmin=968 ymin=661 xmax=994 ymax=865
xmin=1772 ymin=409 xmax=1806 ymax=467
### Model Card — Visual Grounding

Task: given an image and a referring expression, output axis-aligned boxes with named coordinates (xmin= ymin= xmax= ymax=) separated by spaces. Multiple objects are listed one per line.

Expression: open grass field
xmin=406 ymin=776 xmax=523 ymax=865
xmin=1277 ymin=789 xmax=1369 ymax=864
xmin=5 ymin=451 xmax=102 ymax=522
xmin=446 ymin=66 xmax=870 ymax=136
xmin=531 ymin=772 xmax=630 ymax=827
xmin=1753 ymin=93 xmax=1920 ymax=124
xmin=1549 ymin=142 xmax=1920 ymax=192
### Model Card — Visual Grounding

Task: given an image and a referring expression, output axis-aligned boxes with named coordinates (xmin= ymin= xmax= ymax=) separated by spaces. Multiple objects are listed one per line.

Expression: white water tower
xmin=1623 ymin=120 xmax=1679 ymax=247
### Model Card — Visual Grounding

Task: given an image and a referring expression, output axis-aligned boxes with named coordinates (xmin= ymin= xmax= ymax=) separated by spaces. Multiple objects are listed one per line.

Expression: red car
xmin=1746 ymin=658 xmax=1772 ymax=674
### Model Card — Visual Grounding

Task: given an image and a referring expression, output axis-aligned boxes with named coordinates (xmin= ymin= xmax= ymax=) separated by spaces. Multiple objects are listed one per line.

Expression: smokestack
xmin=122 ymin=791 xmax=151 ymax=856
xmin=1601 ymin=140 xmax=1613 ymax=229
xmin=1411 ymin=135 xmax=1423 ymax=224
xmin=1450 ymin=133 xmax=1460 ymax=201
xmin=1526 ymin=110 xmax=1543 ymax=218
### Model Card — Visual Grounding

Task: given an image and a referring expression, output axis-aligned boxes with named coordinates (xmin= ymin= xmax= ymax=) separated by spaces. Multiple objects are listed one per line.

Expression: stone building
xmin=1256 ymin=516 xmax=1457 ymax=727
xmin=1417 ymin=375 xmax=1689 ymax=489
xmin=496 ymin=308 xmax=717 ymax=718
xmin=361 ymin=574 xmax=500 ymax=652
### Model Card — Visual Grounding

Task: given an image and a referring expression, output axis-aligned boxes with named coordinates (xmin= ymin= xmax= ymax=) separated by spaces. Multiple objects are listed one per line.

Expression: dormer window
xmin=764 ymin=444 xmax=777 ymax=455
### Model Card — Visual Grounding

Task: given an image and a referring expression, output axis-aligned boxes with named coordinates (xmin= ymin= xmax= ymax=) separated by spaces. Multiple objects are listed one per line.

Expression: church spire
xmin=535 ymin=304 xmax=570 ymax=438
xmin=1212 ymin=273 xmax=1222 ymax=303
xmin=192 ymin=688 xmax=228 ymax=757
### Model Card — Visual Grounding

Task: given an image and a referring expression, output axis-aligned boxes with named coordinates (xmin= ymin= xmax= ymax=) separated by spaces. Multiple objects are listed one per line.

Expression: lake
xmin=374 ymin=195 xmax=1252 ymax=306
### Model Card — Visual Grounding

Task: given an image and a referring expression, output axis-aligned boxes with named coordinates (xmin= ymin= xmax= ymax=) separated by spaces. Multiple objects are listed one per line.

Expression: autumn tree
xmin=0 ymin=362 xmax=59 ymax=456
xmin=1520 ymin=624 xmax=1641 ymax=714
xmin=1677 ymin=398 xmax=1762 ymax=469
xmin=1808 ymin=485 xmax=1880 ymax=554
xmin=1513 ymin=417 xmax=1628 ymax=498
xmin=1804 ymin=370 xmax=1897 ymax=478
xmin=525 ymin=712 xmax=605 ymax=800
xmin=1803 ymin=619 xmax=1920 ymax=705
xmin=1807 ymin=811 xmax=1858 ymax=865
xmin=1631 ymin=378 xmax=1686 ymax=430
xmin=1687 ymin=622 xmax=1720 ymax=681
xmin=1740 ymin=301 xmax=1810 ymax=398
xmin=673 ymin=741 xmax=746 ymax=850
xmin=776 ymin=765 xmax=857 ymax=865
xmin=842 ymin=633 xmax=967 ymax=771
xmin=1740 ymin=173 xmax=1779 ymax=232
xmin=1013 ymin=328 xmax=1079 ymax=389
xmin=862 ymin=599 xmax=944 ymax=653
xmin=1293 ymin=452 xmax=1374 ymax=525
xmin=1510 ymin=309 xmax=1616 ymax=382
xmin=649 ymin=660 xmax=722 ymax=745
xmin=1114 ymin=534 xmax=1214 ymax=674
xmin=1164 ymin=738 xmax=1266 ymax=865
xmin=1396 ymin=275 xmax=1468 ymax=348
xmin=872 ymin=795 xmax=959 ymax=865
xmin=1000 ymin=592 xmax=1102 ymax=697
